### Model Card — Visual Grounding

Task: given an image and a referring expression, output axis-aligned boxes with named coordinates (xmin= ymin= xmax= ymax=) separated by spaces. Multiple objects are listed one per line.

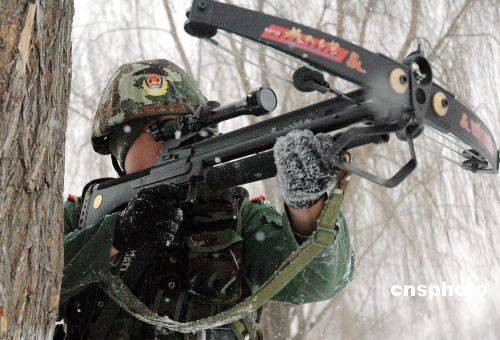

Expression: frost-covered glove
xmin=274 ymin=129 xmax=339 ymax=209
xmin=113 ymin=184 xmax=184 ymax=252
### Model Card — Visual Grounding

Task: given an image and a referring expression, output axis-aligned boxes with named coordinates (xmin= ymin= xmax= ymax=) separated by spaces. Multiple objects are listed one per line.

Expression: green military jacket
xmin=59 ymin=188 xmax=354 ymax=339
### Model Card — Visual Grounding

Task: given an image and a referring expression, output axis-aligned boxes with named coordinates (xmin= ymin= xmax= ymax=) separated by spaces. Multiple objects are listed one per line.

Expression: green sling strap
xmin=99 ymin=184 xmax=347 ymax=335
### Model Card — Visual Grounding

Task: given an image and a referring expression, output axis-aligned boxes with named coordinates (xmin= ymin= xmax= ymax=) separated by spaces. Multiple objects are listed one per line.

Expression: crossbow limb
xmin=185 ymin=0 xmax=499 ymax=186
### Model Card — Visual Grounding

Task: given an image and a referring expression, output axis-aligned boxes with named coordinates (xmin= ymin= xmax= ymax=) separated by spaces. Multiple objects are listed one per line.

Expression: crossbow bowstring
xmin=218 ymin=31 xmax=296 ymax=71
xmin=204 ymin=30 xmax=494 ymax=172
xmin=414 ymin=143 xmax=464 ymax=168
xmin=419 ymin=127 xmax=490 ymax=170
xmin=206 ymin=36 xmax=294 ymax=85
xmin=207 ymin=31 xmax=361 ymax=104
xmin=219 ymin=31 xmax=362 ymax=104
xmin=425 ymin=132 xmax=477 ymax=160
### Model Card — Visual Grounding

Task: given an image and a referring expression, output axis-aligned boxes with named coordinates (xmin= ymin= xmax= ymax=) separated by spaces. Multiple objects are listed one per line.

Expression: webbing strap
xmin=100 ymin=185 xmax=346 ymax=334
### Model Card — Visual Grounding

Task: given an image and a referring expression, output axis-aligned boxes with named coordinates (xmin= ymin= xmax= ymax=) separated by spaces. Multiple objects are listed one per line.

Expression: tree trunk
xmin=0 ymin=1 xmax=73 ymax=338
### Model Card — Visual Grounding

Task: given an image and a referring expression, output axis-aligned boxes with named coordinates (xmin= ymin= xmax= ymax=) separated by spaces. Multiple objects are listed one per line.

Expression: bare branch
xmin=163 ymin=0 xmax=194 ymax=77
xmin=336 ymin=0 xmax=345 ymax=38
xmin=452 ymin=32 xmax=500 ymax=45
xmin=428 ymin=0 xmax=473 ymax=60
xmin=257 ymin=0 xmax=270 ymax=86
xmin=223 ymin=0 xmax=252 ymax=93
xmin=396 ymin=0 xmax=420 ymax=61
xmin=134 ymin=0 xmax=146 ymax=60
xmin=315 ymin=0 xmax=331 ymax=30
xmin=68 ymin=106 xmax=92 ymax=122
xmin=90 ymin=27 xmax=171 ymax=43
xmin=196 ymin=41 xmax=203 ymax=85
xmin=359 ymin=0 xmax=377 ymax=46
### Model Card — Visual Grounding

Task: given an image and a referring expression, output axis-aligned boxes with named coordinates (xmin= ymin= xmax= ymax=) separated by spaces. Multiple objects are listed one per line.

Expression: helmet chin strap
xmin=108 ymin=119 xmax=153 ymax=176
xmin=111 ymin=154 xmax=127 ymax=177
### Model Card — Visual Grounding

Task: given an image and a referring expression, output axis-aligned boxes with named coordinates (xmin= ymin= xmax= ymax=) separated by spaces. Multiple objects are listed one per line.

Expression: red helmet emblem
xmin=146 ymin=75 xmax=162 ymax=88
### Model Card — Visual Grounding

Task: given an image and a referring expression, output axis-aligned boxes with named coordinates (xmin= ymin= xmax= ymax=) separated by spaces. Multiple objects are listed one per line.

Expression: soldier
xmin=58 ymin=59 xmax=354 ymax=339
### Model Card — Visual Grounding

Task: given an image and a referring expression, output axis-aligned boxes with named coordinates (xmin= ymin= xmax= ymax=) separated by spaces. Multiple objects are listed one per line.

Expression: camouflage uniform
xmin=58 ymin=60 xmax=355 ymax=339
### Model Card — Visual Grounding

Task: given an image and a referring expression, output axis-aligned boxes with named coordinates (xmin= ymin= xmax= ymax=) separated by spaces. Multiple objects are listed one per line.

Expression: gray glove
xmin=273 ymin=129 xmax=339 ymax=209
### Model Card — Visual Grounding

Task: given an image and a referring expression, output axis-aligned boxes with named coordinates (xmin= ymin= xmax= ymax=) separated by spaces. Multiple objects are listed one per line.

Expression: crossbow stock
xmin=184 ymin=0 xmax=499 ymax=186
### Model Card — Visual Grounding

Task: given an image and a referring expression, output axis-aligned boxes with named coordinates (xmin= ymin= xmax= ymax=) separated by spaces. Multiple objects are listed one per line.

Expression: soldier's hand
xmin=273 ymin=129 xmax=339 ymax=209
xmin=113 ymin=184 xmax=184 ymax=252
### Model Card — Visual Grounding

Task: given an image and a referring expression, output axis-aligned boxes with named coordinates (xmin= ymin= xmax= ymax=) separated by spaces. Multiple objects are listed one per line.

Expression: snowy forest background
xmin=65 ymin=0 xmax=500 ymax=339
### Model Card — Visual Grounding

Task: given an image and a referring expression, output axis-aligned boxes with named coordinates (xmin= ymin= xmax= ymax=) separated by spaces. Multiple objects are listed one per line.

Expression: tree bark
xmin=0 ymin=1 xmax=73 ymax=338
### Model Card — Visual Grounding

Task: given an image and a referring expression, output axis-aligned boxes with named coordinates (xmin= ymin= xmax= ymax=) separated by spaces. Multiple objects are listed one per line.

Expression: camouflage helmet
xmin=91 ymin=59 xmax=207 ymax=155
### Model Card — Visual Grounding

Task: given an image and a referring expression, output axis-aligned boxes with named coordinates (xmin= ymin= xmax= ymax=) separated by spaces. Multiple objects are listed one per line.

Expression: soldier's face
xmin=124 ymin=115 xmax=177 ymax=174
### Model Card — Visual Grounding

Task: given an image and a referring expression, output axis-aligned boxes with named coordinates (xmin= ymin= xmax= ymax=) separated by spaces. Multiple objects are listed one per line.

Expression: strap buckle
xmin=312 ymin=225 xmax=338 ymax=247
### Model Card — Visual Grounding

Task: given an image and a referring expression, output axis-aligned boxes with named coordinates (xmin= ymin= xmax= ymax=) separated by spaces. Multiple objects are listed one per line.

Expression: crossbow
xmin=78 ymin=0 xmax=499 ymax=334
xmin=183 ymin=0 xmax=498 ymax=180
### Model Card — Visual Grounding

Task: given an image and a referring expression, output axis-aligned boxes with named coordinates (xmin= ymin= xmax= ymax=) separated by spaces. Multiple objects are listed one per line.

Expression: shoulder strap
xmin=99 ymin=172 xmax=349 ymax=334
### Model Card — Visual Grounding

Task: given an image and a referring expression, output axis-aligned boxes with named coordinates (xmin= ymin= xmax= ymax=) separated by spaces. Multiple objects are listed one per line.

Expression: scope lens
xmin=257 ymin=87 xmax=277 ymax=112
